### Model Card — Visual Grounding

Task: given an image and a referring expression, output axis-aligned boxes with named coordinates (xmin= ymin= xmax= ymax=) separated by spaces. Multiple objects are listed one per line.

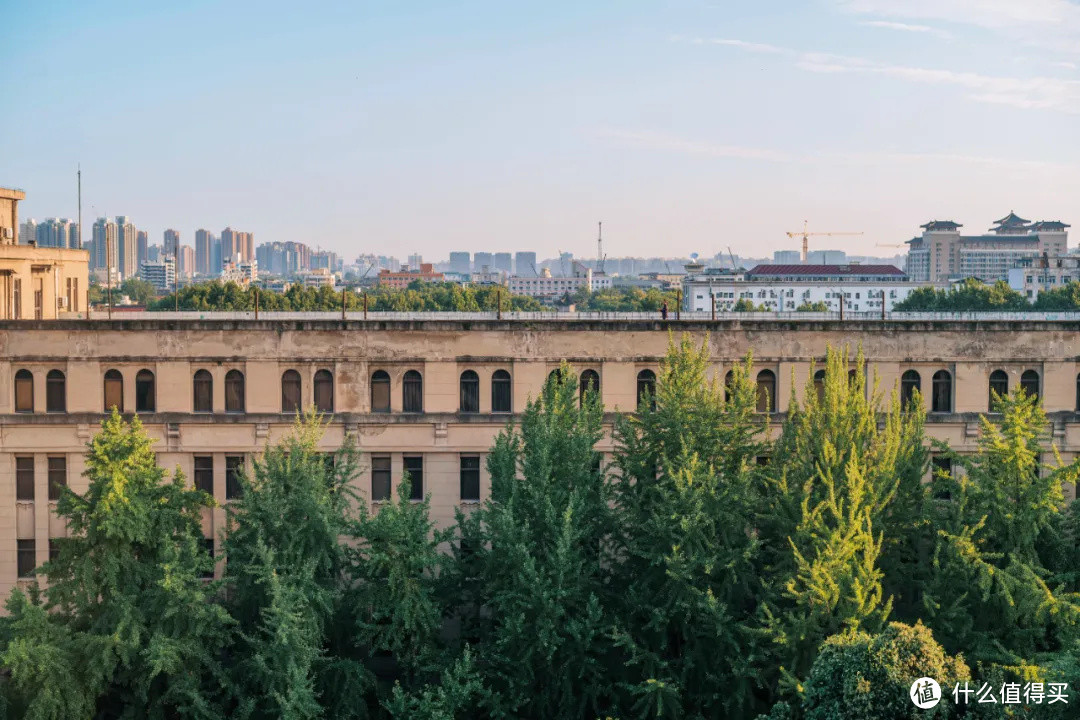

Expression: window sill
xmin=460 ymin=499 xmax=481 ymax=505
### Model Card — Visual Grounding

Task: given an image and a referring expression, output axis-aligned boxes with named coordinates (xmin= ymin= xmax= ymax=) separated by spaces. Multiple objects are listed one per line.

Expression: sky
xmin=2 ymin=0 xmax=1079 ymax=262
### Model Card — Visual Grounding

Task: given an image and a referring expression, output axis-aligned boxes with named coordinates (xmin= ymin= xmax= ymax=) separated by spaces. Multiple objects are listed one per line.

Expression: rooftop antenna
xmin=77 ymin=164 xmax=82 ymax=249
xmin=597 ymin=221 xmax=605 ymax=274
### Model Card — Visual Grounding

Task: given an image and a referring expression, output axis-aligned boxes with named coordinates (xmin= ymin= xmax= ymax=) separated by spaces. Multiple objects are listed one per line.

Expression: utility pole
xmin=76 ymin=165 xmax=82 ymax=250
xmin=106 ymin=211 xmax=113 ymax=319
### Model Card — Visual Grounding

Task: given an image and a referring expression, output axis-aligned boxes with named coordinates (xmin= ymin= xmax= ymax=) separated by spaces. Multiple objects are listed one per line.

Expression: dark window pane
xmin=491 ymin=370 xmax=511 ymax=413
xmin=460 ymin=456 xmax=480 ymax=501
xmin=225 ymin=370 xmax=245 ymax=412
xmin=14 ymin=370 xmax=32 ymax=413
xmin=15 ymin=457 xmax=33 ymax=501
xmin=225 ymin=456 xmax=244 ymax=500
xmin=47 ymin=456 xmax=66 ymax=501
xmin=756 ymin=370 xmax=776 ymax=413
xmin=580 ymin=369 xmax=600 ymax=407
xmin=104 ymin=370 xmax=123 ymax=412
xmin=135 ymin=370 xmax=155 ymax=412
xmin=405 ymin=456 xmax=423 ymax=501
xmin=194 ymin=456 xmax=214 ymax=494
xmin=46 ymin=370 xmax=65 ymax=413
xmin=281 ymin=370 xmax=301 ymax=413
xmin=932 ymin=370 xmax=952 ymax=413
xmin=724 ymin=370 xmax=735 ymax=402
xmin=371 ymin=456 xmax=391 ymax=501
xmin=636 ymin=369 xmax=656 ymax=411
xmin=813 ymin=369 xmax=826 ymax=404
xmin=403 ymin=370 xmax=423 ymax=413
xmin=17 ymin=539 xmax=35 ymax=578
xmin=989 ymin=370 xmax=1008 ymax=410
xmin=314 ymin=370 xmax=333 ymax=413
xmin=460 ymin=371 xmax=479 ymax=413
xmin=371 ymin=370 xmax=391 ymax=412
xmin=48 ymin=540 xmax=59 ymax=563
xmin=193 ymin=370 xmax=213 ymax=413
xmin=900 ymin=370 xmax=920 ymax=407
xmin=1021 ymin=370 xmax=1040 ymax=401
xmin=201 ymin=538 xmax=214 ymax=579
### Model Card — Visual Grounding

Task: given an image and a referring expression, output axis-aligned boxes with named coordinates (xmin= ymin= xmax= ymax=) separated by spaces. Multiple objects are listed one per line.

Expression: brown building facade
xmin=2 ymin=316 xmax=1079 ymax=598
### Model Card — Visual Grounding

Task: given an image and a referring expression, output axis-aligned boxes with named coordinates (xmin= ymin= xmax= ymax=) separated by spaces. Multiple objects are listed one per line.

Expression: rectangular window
xmin=371 ymin=455 xmax=391 ymax=501
xmin=15 ymin=457 xmax=34 ymax=501
xmin=201 ymin=538 xmax=215 ymax=579
xmin=225 ymin=456 xmax=244 ymax=500
xmin=194 ymin=455 xmax=214 ymax=494
xmin=13 ymin=278 xmax=21 ymax=319
xmin=48 ymin=539 xmax=60 ymax=563
xmin=460 ymin=455 xmax=480 ymax=502
xmin=47 ymin=456 xmax=66 ymax=501
xmin=404 ymin=455 xmax=423 ymax=501
xmin=17 ymin=539 xmax=35 ymax=578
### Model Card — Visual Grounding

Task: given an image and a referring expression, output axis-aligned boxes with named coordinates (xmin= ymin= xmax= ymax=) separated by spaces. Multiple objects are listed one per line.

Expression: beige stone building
xmin=2 ymin=316 xmax=1080 ymax=599
xmin=0 ymin=187 xmax=89 ymax=319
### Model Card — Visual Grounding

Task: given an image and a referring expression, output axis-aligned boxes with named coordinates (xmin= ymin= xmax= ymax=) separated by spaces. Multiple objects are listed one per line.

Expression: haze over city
xmin=3 ymin=0 xmax=1078 ymax=259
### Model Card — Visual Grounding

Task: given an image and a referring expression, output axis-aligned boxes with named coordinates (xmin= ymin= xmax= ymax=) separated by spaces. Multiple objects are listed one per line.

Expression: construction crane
xmin=786 ymin=220 xmax=863 ymax=262
xmin=875 ymin=242 xmax=905 ymax=249
xmin=727 ymin=246 xmax=737 ymax=270
xmin=596 ymin=221 xmax=606 ymax=274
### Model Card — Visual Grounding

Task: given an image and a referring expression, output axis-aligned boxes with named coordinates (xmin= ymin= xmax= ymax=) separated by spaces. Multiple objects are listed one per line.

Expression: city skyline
xmin=3 ymin=1 xmax=1078 ymax=260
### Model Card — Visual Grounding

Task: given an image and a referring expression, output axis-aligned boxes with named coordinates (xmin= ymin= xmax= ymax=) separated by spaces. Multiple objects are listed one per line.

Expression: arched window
xmin=371 ymin=370 xmax=391 ymax=413
xmin=548 ymin=367 xmax=571 ymax=387
xmin=900 ymin=370 xmax=920 ymax=408
xmin=459 ymin=370 xmax=479 ymax=413
xmin=314 ymin=369 xmax=334 ymax=413
xmin=225 ymin=370 xmax=245 ymax=412
xmin=403 ymin=370 xmax=423 ymax=413
xmin=636 ymin=369 xmax=656 ymax=411
xmin=135 ymin=370 xmax=155 ymax=412
xmin=932 ymin=370 xmax=952 ymax=413
xmin=14 ymin=370 xmax=33 ymax=413
xmin=1021 ymin=370 xmax=1040 ymax=401
xmin=103 ymin=369 xmax=123 ymax=412
xmin=724 ymin=370 xmax=735 ymax=402
xmin=579 ymin=369 xmax=600 ymax=406
xmin=491 ymin=369 xmax=511 ymax=413
xmin=756 ymin=369 xmax=776 ymax=413
xmin=813 ymin=369 xmax=826 ymax=404
xmin=281 ymin=369 xmax=301 ymax=413
xmin=46 ymin=370 xmax=65 ymax=413
xmin=989 ymin=369 xmax=1008 ymax=410
xmin=193 ymin=370 xmax=213 ymax=413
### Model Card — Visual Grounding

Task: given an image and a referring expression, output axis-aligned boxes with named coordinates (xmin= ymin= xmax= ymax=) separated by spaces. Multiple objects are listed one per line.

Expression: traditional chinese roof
xmin=1030 ymin=220 xmax=1071 ymax=231
xmin=920 ymin=220 xmax=963 ymax=231
xmin=747 ymin=264 xmax=905 ymax=277
xmin=992 ymin=211 xmax=1030 ymax=227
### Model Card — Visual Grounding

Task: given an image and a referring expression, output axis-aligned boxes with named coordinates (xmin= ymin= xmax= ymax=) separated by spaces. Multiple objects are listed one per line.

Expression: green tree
xmin=893 ymin=280 xmax=1029 ymax=312
xmin=120 ymin=277 xmax=159 ymax=306
xmin=795 ymin=301 xmax=828 ymax=312
xmin=799 ymin=622 xmax=970 ymax=720
xmin=733 ymin=298 xmax=767 ymax=312
xmin=610 ymin=336 xmax=769 ymax=718
xmin=0 ymin=410 xmax=230 ymax=719
xmin=1033 ymin=281 xmax=1080 ymax=311
xmin=449 ymin=366 xmax=616 ymax=718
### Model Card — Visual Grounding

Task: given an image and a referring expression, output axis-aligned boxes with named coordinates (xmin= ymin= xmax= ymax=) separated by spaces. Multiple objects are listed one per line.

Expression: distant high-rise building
xmin=408 ymin=253 xmax=423 ymax=269
xmin=806 ymin=250 xmax=847 ymax=265
xmin=136 ymin=230 xmax=148 ymax=269
xmin=514 ymin=251 xmax=537 ymax=276
xmin=35 ymin=218 xmax=78 ymax=249
xmin=19 ymin=219 xmax=36 ymax=245
xmin=163 ymin=229 xmax=180 ymax=260
xmin=140 ymin=257 xmax=176 ymax=292
xmin=773 ymin=250 xmax=802 ymax=264
xmin=473 ymin=252 xmax=493 ymax=272
xmin=91 ymin=218 xmax=118 ymax=273
xmin=493 ymin=252 xmax=512 ymax=274
xmin=210 ymin=236 xmax=222 ymax=274
xmin=147 ymin=244 xmax=163 ymax=263
xmin=311 ymin=249 xmax=338 ymax=272
xmin=256 ymin=241 xmax=311 ymax=276
xmin=116 ymin=216 xmax=138 ymax=280
xmin=178 ymin=245 xmax=195 ymax=278
xmin=195 ymin=229 xmax=213 ymax=275
xmin=449 ymin=252 xmax=470 ymax=275
xmin=221 ymin=227 xmax=254 ymax=264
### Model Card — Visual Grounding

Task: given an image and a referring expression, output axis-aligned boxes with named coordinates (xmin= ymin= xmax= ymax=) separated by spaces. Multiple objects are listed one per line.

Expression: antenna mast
xmin=77 ymin=165 xmax=82 ymax=249
xmin=597 ymin=221 xmax=605 ymax=274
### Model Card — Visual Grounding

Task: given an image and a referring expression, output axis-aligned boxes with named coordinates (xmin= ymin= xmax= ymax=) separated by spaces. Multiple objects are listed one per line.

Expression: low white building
xmin=140 ymin=258 xmax=176 ymax=292
xmin=1007 ymin=255 xmax=1080 ymax=300
xmin=221 ymin=258 xmax=258 ymax=286
xmin=298 ymin=268 xmax=336 ymax=288
xmin=508 ymin=263 xmax=611 ymax=299
xmin=682 ymin=264 xmax=929 ymax=313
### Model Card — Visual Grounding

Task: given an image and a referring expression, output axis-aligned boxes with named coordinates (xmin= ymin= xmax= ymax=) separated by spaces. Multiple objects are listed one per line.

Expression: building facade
xmin=905 ymin=213 xmax=1069 ymax=283
xmin=116 ymin=216 xmax=138 ymax=281
xmin=2 ymin=316 xmax=1080 ymax=597
xmin=682 ymin=264 xmax=927 ymax=313
xmin=1007 ymin=256 xmax=1080 ymax=301
xmin=140 ymin=258 xmax=176 ymax=292
xmin=377 ymin=264 xmax=444 ymax=289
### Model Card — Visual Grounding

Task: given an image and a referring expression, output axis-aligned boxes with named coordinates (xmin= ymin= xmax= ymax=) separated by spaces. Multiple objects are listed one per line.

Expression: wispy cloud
xmin=838 ymin=0 xmax=1080 ymax=57
xmin=597 ymin=127 xmax=1072 ymax=171
xmin=696 ymin=38 xmax=790 ymax=54
xmin=859 ymin=20 xmax=953 ymax=39
xmin=1051 ymin=60 xmax=1078 ymax=70
xmin=694 ymin=37 xmax=1080 ymax=113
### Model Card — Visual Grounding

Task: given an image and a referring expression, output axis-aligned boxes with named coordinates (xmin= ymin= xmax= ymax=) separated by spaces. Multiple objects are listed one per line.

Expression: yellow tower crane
xmin=786 ymin=220 xmax=863 ymax=262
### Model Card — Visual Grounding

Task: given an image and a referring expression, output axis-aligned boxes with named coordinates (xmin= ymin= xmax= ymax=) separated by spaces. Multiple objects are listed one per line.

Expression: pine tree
xmin=451 ymin=364 xmax=617 ymax=718
xmin=0 ymin=410 xmax=230 ymax=719
xmin=609 ymin=335 xmax=769 ymax=719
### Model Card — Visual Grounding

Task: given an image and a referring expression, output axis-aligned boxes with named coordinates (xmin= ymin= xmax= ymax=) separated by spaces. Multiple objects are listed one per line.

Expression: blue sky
xmin=2 ymin=0 xmax=1078 ymax=260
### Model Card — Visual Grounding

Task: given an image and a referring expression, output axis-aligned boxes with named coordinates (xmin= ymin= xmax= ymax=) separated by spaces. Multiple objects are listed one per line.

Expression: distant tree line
xmin=3 ymin=339 xmax=1079 ymax=718
xmin=896 ymin=278 xmax=1080 ymax=312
